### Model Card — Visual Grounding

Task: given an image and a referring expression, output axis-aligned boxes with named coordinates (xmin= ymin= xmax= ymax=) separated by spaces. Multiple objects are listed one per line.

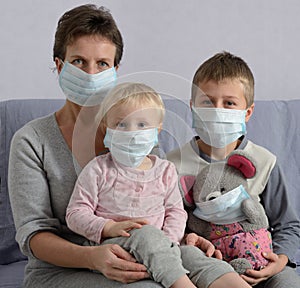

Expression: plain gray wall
xmin=1 ymin=0 xmax=300 ymax=101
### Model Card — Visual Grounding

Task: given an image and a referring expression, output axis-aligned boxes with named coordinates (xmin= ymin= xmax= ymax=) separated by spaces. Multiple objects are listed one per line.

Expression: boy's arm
xmin=261 ymin=163 xmax=300 ymax=264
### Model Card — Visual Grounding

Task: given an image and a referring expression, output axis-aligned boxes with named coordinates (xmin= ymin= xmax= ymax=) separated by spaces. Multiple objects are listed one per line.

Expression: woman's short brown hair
xmin=53 ymin=4 xmax=123 ymax=66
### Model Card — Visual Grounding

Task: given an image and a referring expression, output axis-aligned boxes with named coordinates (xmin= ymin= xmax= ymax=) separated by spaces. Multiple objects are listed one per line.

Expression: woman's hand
xmin=184 ymin=232 xmax=222 ymax=259
xmin=89 ymin=244 xmax=149 ymax=283
xmin=241 ymin=252 xmax=288 ymax=286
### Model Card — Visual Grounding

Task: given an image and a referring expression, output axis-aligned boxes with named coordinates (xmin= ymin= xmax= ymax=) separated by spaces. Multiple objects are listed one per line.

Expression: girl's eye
xmin=137 ymin=122 xmax=147 ymax=129
xmin=116 ymin=122 xmax=126 ymax=129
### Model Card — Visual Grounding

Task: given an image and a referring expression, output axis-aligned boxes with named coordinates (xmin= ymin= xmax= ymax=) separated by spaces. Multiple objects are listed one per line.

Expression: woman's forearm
xmin=30 ymin=231 xmax=93 ymax=269
xmin=30 ymin=231 xmax=150 ymax=283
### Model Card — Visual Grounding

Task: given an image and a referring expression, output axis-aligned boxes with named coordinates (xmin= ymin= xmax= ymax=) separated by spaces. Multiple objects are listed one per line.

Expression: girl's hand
xmin=185 ymin=232 xmax=222 ymax=259
xmin=241 ymin=252 xmax=288 ymax=286
xmin=102 ymin=219 xmax=149 ymax=238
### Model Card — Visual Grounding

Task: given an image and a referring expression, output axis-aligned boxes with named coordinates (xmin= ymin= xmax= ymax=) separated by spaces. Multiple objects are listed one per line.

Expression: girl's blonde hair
xmin=100 ymin=82 xmax=165 ymax=124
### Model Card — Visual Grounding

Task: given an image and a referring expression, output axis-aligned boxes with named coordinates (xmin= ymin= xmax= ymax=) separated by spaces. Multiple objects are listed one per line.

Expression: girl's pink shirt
xmin=66 ymin=153 xmax=187 ymax=244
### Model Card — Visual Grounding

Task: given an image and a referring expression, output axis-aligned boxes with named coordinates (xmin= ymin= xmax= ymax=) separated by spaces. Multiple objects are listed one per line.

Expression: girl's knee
xmin=130 ymin=225 xmax=166 ymax=241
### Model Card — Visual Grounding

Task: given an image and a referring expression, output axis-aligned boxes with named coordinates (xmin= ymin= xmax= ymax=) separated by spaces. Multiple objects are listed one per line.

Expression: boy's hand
xmin=241 ymin=252 xmax=288 ymax=286
xmin=102 ymin=219 xmax=149 ymax=238
xmin=185 ymin=232 xmax=222 ymax=259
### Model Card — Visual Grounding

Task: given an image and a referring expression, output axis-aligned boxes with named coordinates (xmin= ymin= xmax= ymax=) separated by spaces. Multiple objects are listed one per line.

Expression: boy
xmin=167 ymin=51 xmax=300 ymax=287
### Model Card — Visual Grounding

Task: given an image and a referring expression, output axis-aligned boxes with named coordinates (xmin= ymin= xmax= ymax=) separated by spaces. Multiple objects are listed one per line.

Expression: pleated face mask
xmin=192 ymin=106 xmax=247 ymax=148
xmin=59 ymin=61 xmax=117 ymax=106
xmin=104 ymin=127 xmax=158 ymax=168
xmin=193 ymin=184 xmax=250 ymax=225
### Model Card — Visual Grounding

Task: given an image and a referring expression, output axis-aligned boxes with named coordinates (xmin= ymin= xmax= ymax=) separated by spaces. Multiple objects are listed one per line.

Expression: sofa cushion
xmin=0 ymin=260 xmax=26 ymax=288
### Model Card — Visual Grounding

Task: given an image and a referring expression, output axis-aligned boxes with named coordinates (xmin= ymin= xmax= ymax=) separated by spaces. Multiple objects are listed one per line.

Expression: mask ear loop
xmin=56 ymin=59 xmax=65 ymax=74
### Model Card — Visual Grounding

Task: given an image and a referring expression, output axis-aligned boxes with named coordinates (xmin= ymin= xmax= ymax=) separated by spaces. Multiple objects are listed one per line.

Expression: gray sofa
xmin=1 ymin=98 xmax=299 ymax=287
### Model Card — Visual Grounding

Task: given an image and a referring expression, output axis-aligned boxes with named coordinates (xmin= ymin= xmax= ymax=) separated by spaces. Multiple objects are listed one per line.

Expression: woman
xmin=8 ymin=4 xmax=158 ymax=287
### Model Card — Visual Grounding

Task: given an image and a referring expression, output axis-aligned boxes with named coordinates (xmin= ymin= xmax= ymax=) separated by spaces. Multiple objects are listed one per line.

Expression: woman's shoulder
xmin=14 ymin=113 xmax=57 ymax=139
xmin=11 ymin=113 xmax=58 ymax=150
xmin=24 ymin=113 xmax=56 ymax=130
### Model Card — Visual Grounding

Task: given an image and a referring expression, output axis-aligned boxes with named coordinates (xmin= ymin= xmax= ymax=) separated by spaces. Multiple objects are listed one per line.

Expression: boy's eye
xmin=225 ymin=101 xmax=235 ymax=107
xmin=197 ymin=98 xmax=213 ymax=107
xmin=201 ymin=100 xmax=213 ymax=106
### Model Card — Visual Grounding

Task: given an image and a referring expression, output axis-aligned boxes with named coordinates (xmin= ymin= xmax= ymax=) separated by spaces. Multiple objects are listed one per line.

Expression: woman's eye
xmin=72 ymin=59 xmax=84 ymax=66
xmin=98 ymin=61 xmax=109 ymax=68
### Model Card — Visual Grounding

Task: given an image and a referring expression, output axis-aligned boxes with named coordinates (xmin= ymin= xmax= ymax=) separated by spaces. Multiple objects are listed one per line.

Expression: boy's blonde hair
xmin=100 ymin=82 xmax=165 ymax=124
xmin=192 ymin=51 xmax=255 ymax=107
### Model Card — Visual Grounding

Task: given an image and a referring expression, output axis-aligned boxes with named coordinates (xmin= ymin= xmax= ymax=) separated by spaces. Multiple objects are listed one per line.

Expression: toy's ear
xmin=179 ymin=175 xmax=196 ymax=206
xmin=227 ymin=153 xmax=256 ymax=178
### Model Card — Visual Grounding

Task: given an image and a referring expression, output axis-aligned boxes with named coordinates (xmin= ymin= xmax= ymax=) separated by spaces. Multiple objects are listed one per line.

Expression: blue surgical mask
xmin=59 ymin=61 xmax=117 ymax=106
xmin=192 ymin=106 xmax=246 ymax=148
xmin=104 ymin=128 xmax=158 ymax=167
xmin=193 ymin=185 xmax=250 ymax=225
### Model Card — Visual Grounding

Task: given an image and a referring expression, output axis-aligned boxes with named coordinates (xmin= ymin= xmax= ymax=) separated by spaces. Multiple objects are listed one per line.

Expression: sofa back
xmin=248 ymin=100 xmax=300 ymax=271
xmin=0 ymin=98 xmax=299 ymax=268
xmin=0 ymin=99 xmax=64 ymax=264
